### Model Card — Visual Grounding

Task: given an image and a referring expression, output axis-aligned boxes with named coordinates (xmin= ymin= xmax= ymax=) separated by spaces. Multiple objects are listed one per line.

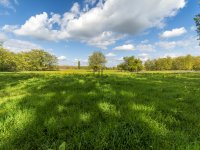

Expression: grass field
xmin=0 ymin=70 xmax=200 ymax=149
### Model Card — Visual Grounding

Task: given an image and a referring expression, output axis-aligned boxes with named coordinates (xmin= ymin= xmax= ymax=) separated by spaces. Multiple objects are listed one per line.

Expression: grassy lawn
xmin=0 ymin=71 xmax=200 ymax=149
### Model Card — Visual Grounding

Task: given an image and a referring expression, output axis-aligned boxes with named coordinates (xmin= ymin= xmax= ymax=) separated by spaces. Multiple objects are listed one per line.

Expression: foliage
xmin=0 ymin=48 xmax=17 ymax=71
xmin=88 ymin=51 xmax=107 ymax=72
xmin=194 ymin=13 xmax=200 ymax=42
xmin=0 ymin=48 xmax=58 ymax=72
xmin=118 ymin=56 xmax=143 ymax=72
xmin=0 ymin=72 xmax=200 ymax=149
xmin=145 ymin=55 xmax=199 ymax=71
xmin=78 ymin=60 xmax=81 ymax=69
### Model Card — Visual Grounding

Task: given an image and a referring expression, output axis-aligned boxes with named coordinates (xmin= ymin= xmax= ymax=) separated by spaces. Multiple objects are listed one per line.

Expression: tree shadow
xmin=1 ymin=73 xmax=200 ymax=149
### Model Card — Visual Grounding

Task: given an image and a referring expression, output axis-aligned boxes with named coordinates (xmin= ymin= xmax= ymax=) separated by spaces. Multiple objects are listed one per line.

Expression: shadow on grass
xmin=1 ymin=73 xmax=200 ymax=149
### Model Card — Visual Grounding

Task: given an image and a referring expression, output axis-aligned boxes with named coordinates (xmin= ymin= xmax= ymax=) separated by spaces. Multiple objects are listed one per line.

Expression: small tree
xmin=78 ymin=60 xmax=81 ymax=69
xmin=88 ymin=51 xmax=107 ymax=75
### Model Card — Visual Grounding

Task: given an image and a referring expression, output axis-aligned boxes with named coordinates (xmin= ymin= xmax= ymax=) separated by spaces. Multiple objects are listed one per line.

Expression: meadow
xmin=0 ymin=70 xmax=200 ymax=149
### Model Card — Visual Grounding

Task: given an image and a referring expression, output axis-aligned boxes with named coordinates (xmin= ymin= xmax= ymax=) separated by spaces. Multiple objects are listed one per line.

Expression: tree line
xmin=144 ymin=55 xmax=200 ymax=71
xmin=0 ymin=48 xmax=58 ymax=71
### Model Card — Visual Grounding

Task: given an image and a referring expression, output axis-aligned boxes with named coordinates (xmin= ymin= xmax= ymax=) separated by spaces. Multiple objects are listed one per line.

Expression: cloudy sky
xmin=0 ymin=0 xmax=199 ymax=66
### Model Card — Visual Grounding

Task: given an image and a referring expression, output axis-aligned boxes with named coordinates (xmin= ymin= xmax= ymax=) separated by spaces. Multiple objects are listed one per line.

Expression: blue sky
xmin=0 ymin=0 xmax=199 ymax=66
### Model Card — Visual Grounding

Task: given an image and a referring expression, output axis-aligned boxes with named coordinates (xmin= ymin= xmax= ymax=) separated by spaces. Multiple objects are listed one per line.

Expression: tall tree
xmin=194 ymin=7 xmax=200 ymax=43
xmin=78 ymin=60 xmax=81 ymax=69
xmin=88 ymin=51 xmax=107 ymax=74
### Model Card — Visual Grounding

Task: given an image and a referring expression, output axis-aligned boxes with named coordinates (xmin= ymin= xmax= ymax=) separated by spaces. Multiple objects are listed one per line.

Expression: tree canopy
xmin=194 ymin=13 xmax=200 ymax=42
xmin=0 ymin=48 xmax=58 ymax=72
xmin=117 ymin=56 xmax=143 ymax=72
xmin=144 ymin=55 xmax=200 ymax=71
xmin=88 ymin=51 xmax=107 ymax=72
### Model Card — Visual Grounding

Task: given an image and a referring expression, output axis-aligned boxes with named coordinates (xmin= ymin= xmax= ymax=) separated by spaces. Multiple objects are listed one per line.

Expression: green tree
xmin=118 ymin=56 xmax=143 ymax=72
xmin=194 ymin=7 xmax=200 ymax=43
xmin=0 ymin=48 xmax=17 ymax=71
xmin=144 ymin=59 xmax=156 ymax=71
xmin=23 ymin=49 xmax=58 ymax=71
xmin=78 ymin=60 xmax=81 ymax=69
xmin=88 ymin=51 xmax=107 ymax=74
xmin=184 ymin=55 xmax=194 ymax=70
xmin=154 ymin=57 xmax=173 ymax=70
xmin=193 ymin=56 xmax=200 ymax=70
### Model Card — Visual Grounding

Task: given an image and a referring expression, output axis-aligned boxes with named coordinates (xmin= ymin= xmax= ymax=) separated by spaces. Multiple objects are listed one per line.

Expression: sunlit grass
xmin=0 ymin=71 xmax=200 ymax=149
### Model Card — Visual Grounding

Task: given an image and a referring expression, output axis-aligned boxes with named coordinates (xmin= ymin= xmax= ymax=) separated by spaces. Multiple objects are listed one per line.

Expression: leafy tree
xmin=88 ymin=51 xmax=107 ymax=74
xmin=23 ymin=49 xmax=58 ymax=71
xmin=0 ymin=48 xmax=17 ymax=71
xmin=0 ymin=48 xmax=58 ymax=72
xmin=154 ymin=57 xmax=173 ymax=70
xmin=118 ymin=56 xmax=143 ymax=72
xmin=194 ymin=8 xmax=200 ymax=43
xmin=193 ymin=56 xmax=200 ymax=70
xmin=78 ymin=60 xmax=81 ymax=69
xmin=117 ymin=63 xmax=126 ymax=71
xmin=184 ymin=55 xmax=194 ymax=70
xmin=144 ymin=59 xmax=156 ymax=71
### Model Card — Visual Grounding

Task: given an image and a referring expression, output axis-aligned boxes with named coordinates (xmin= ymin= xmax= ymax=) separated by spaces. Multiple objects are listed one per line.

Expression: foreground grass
xmin=0 ymin=71 xmax=200 ymax=149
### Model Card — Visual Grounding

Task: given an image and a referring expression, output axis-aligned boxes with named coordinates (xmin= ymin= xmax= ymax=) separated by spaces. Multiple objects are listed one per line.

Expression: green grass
xmin=0 ymin=71 xmax=200 ymax=149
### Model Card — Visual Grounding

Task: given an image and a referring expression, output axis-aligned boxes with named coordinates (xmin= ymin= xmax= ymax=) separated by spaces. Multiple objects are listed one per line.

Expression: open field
xmin=0 ymin=71 xmax=200 ymax=149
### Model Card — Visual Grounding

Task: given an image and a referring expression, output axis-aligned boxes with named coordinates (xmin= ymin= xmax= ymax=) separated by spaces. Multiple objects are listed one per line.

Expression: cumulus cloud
xmin=114 ymin=43 xmax=155 ymax=52
xmin=3 ymin=0 xmax=186 ymax=48
xmin=114 ymin=44 xmax=135 ymax=51
xmin=160 ymin=27 xmax=187 ymax=38
xmin=58 ymin=56 xmax=67 ymax=61
xmin=156 ymin=36 xmax=199 ymax=51
xmin=85 ymin=31 xmax=123 ymax=49
xmin=156 ymin=40 xmax=190 ymax=50
xmin=106 ymin=52 xmax=116 ymax=57
xmin=3 ymin=39 xmax=42 ymax=53
xmin=2 ymin=25 xmax=18 ymax=32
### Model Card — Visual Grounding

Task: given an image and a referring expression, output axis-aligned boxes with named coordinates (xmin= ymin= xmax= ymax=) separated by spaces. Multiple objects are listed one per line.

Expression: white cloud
xmin=0 ymin=0 xmax=15 ymax=10
xmin=58 ymin=56 xmax=67 ymax=61
xmin=70 ymin=2 xmax=80 ymax=15
xmin=113 ymin=43 xmax=155 ymax=52
xmin=0 ymin=0 xmax=10 ymax=7
xmin=156 ymin=36 xmax=199 ymax=51
xmin=3 ymin=25 xmax=19 ymax=32
xmin=156 ymin=40 xmax=191 ymax=50
xmin=85 ymin=31 xmax=123 ymax=49
xmin=3 ymin=39 xmax=42 ymax=53
xmin=84 ymin=0 xmax=97 ymax=5
xmin=138 ymin=53 xmax=150 ymax=61
xmin=160 ymin=27 xmax=187 ymax=38
xmin=106 ymin=52 xmax=116 ymax=57
xmin=137 ymin=44 xmax=155 ymax=52
xmin=3 ymin=0 xmax=186 ymax=49
xmin=156 ymin=41 xmax=177 ymax=49
xmin=0 ymin=33 xmax=7 ymax=42
xmin=114 ymin=44 xmax=135 ymax=51
xmin=162 ymin=53 xmax=178 ymax=58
